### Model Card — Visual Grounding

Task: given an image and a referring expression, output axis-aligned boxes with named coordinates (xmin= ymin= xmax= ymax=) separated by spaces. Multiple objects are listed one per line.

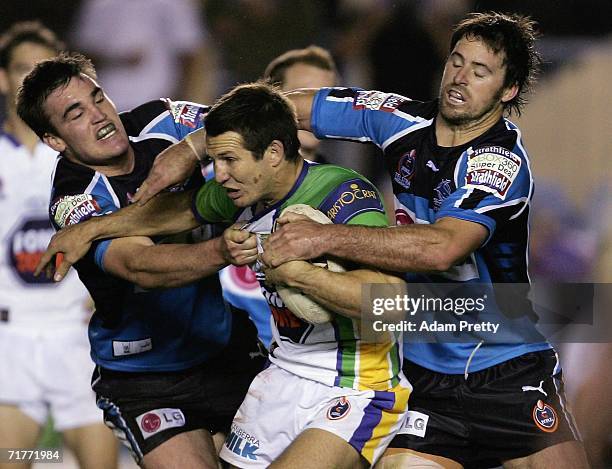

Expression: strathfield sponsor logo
xmin=327 ymin=397 xmax=351 ymax=420
xmin=465 ymin=146 xmax=521 ymax=199
xmin=51 ymin=194 xmax=100 ymax=228
xmin=394 ymin=150 xmax=417 ymax=189
xmin=532 ymin=400 xmax=558 ymax=433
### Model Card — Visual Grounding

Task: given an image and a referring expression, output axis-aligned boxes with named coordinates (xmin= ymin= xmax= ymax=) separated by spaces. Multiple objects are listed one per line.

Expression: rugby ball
xmin=274 ymin=204 xmax=346 ymax=325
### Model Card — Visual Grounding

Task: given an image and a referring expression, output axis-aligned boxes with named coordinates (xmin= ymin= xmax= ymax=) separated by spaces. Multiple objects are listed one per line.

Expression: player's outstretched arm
xmin=263 ymin=217 xmax=487 ymax=274
xmin=284 ymin=88 xmax=318 ymax=132
xmin=36 ymin=189 xmax=199 ymax=281
xmin=131 ymin=129 xmax=206 ymax=206
xmin=264 ymin=261 xmax=405 ymax=320
xmin=100 ymin=225 xmax=258 ymax=289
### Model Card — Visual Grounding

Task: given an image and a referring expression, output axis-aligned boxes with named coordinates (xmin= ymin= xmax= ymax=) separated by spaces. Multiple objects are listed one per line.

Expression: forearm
xmin=117 ymin=237 xmax=227 ymax=289
xmin=314 ymin=224 xmax=457 ymax=273
xmin=80 ymin=190 xmax=198 ymax=243
xmin=285 ymin=265 xmax=404 ymax=320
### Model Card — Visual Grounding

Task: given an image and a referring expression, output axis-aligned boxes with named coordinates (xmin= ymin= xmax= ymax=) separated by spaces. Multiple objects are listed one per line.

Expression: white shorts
xmin=220 ymin=363 xmax=410 ymax=468
xmin=0 ymin=324 xmax=101 ymax=431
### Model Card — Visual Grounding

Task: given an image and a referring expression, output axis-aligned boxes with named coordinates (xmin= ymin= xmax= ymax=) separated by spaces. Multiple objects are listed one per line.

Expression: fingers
xmin=53 ymin=254 xmax=74 ymax=282
xmin=133 ymin=177 xmax=163 ymax=206
xmin=34 ymin=246 xmax=59 ymax=277
xmin=275 ymin=212 xmax=310 ymax=226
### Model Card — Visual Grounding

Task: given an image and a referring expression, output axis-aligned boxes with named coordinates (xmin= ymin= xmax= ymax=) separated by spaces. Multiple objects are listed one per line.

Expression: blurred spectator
xmin=0 ymin=21 xmax=118 ymax=468
xmin=71 ymin=0 xmax=215 ymax=111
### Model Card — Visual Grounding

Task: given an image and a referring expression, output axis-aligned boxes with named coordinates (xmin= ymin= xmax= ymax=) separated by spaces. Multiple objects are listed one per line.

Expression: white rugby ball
xmin=274 ymin=204 xmax=346 ymax=325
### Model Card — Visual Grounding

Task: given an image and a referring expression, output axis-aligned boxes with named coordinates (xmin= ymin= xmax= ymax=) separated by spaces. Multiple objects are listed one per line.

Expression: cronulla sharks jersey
xmin=310 ymin=88 xmax=550 ymax=374
xmin=49 ymin=100 xmax=232 ymax=372
xmin=193 ymin=161 xmax=404 ymax=391
xmin=0 ymin=133 xmax=89 ymax=326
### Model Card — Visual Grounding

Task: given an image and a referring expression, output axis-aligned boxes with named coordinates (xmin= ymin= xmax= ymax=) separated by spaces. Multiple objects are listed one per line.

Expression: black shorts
xmin=391 ymin=350 xmax=581 ymax=468
xmin=92 ymin=310 xmax=266 ymax=463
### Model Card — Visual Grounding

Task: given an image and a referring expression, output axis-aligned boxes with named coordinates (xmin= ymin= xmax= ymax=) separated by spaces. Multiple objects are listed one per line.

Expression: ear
xmin=43 ymin=132 xmax=67 ymax=153
xmin=501 ymin=83 xmax=519 ymax=104
xmin=264 ymin=140 xmax=285 ymax=167
xmin=0 ymin=69 xmax=9 ymax=95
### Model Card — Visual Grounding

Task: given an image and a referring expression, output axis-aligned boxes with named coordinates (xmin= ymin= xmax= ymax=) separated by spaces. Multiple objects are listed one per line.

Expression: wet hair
xmin=17 ymin=52 xmax=97 ymax=138
xmin=450 ymin=11 xmax=542 ymax=116
xmin=264 ymin=45 xmax=338 ymax=88
xmin=206 ymin=81 xmax=300 ymax=162
xmin=0 ymin=21 xmax=63 ymax=69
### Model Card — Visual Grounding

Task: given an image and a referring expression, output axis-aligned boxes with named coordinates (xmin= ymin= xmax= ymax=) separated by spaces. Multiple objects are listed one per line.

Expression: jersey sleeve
xmin=436 ymin=144 xmax=532 ymax=245
xmin=129 ymin=99 xmax=208 ymax=143
xmin=317 ymin=175 xmax=388 ymax=228
xmin=191 ymin=179 xmax=239 ymax=224
xmin=311 ymin=88 xmax=428 ymax=150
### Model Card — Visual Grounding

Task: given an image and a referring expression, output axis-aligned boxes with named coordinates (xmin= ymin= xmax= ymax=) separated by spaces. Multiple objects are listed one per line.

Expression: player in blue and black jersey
xmin=17 ymin=53 xmax=264 ymax=468
xmin=261 ymin=12 xmax=589 ymax=469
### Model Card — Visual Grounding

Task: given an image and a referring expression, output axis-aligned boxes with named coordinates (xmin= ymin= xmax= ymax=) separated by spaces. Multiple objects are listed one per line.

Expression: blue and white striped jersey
xmin=311 ymin=87 xmax=551 ymax=374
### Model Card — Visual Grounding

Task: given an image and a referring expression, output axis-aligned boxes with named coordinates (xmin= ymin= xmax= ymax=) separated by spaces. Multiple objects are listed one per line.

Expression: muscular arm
xmin=263 ymin=216 xmax=487 ymax=273
xmin=264 ymin=261 xmax=405 ymax=320
xmin=95 ymin=225 xmax=257 ymax=289
xmin=37 ymin=189 xmax=199 ymax=280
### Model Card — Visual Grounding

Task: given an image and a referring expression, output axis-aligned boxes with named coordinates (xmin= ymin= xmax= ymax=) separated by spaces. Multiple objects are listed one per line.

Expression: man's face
xmin=0 ymin=42 xmax=56 ymax=107
xmin=207 ymin=131 xmax=275 ymax=208
xmin=43 ymin=74 xmax=130 ymax=165
xmin=438 ymin=36 xmax=515 ymax=126
xmin=282 ymin=63 xmax=336 ymax=154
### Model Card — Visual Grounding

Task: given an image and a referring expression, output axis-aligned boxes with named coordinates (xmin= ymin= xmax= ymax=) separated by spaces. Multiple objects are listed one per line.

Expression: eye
xmin=71 ymin=112 xmax=83 ymax=121
xmin=95 ymin=93 xmax=105 ymax=104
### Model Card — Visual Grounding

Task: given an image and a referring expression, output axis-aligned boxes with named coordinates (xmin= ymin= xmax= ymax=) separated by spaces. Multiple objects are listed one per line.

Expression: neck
xmin=66 ymin=146 xmax=136 ymax=177
xmin=435 ymin=105 xmax=503 ymax=147
xmin=3 ymin=109 xmax=40 ymax=154
xmin=262 ymin=158 xmax=304 ymax=208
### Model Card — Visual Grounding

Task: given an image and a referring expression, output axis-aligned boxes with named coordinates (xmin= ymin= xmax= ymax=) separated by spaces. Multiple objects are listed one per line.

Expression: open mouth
xmin=97 ymin=123 xmax=117 ymax=140
xmin=447 ymin=89 xmax=466 ymax=104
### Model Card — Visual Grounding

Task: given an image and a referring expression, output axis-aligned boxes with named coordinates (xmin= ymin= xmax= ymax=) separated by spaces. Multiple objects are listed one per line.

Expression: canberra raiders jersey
xmin=49 ymin=100 xmax=232 ymax=372
xmin=193 ymin=161 xmax=404 ymax=391
xmin=310 ymin=88 xmax=550 ymax=374
xmin=0 ymin=132 xmax=89 ymax=327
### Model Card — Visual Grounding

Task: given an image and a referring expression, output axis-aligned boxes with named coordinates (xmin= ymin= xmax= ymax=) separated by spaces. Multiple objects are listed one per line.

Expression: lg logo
xmin=399 ymin=411 xmax=429 ymax=438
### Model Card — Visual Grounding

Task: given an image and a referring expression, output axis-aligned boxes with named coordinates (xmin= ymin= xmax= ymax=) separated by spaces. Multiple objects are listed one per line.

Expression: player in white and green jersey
xmin=37 ymin=82 xmax=411 ymax=468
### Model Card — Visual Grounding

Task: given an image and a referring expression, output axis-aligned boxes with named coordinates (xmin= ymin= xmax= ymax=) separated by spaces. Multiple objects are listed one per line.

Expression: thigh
xmin=0 ymin=406 xmax=41 ymax=469
xmin=270 ymin=428 xmax=365 ymax=469
xmin=503 ymin=440 xmax=589 ymax=469
xmin=142 ymin=429 xmax=219 ymax=469
xmin=62 ymin=422 xmax=119 ymax=469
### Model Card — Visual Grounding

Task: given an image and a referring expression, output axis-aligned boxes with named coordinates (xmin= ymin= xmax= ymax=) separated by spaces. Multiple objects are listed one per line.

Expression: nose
xmin=452 ymin=66 xmax=468 ymax=85
xmin=214 ymin=161 xmax=229 ymax=184
xmin=90 ymin=103 xmax=107 ymax=123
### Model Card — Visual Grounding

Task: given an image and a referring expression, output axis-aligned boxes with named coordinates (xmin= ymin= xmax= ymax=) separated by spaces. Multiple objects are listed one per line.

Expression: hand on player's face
xmin=261 ymin=212 xmax=327 ymax=267
xmin=34 ymin=222 xmax=93 ymax=282
xmin=221 ymin=223 xmax=258 ymax=266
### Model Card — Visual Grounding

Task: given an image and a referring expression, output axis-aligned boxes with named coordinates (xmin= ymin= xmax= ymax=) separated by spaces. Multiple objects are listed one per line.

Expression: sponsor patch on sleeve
xmin=50 ymin=194 xmax=101 ymax=228
xmin=319 ymin=178 xmax=384 ymax=224
xmin=167 ymin=101 xmax=204 ymax=128
xmin=353 ymin=91 xmax=407 ymax=113
xmin=465 ymin=146 xmax=522 ymax=199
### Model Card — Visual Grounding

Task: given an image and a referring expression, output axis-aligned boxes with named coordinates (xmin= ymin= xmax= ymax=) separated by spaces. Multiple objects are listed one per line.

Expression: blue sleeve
xmin=143 ymin=100 xmax=207 ymax=142
xmin=50 ymin=175 xmax=122 ymax=271
xmin=436 ymin=145 xmax=532 ymax=245
xmin=311 ymin=88 xmax=429 ymax=149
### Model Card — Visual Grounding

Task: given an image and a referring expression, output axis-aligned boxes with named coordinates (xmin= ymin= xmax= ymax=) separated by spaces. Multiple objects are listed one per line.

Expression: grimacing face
xmin=438 ymin=36 xmax=517 ymax=127
xmin=0 ymin=41 xmax=57 ymax=108
xmin=43 ymin=74 xmax=131 ymax=167
xmin=207 ymin=131 xmax=277 ymax=208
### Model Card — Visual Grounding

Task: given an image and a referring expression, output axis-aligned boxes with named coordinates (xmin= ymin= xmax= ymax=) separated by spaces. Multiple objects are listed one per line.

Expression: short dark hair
xmin=450 ymin=12 xmax=542 ymax=116
xmin=206 ymin=81 xmax=301 ymax=162
xmin=0 ymin=21 xmax=64 ymax=70
xmin=17 ymin=52 xmax=97 ymax=138
xmin=264 ymin=45 xmax=338 ymax=88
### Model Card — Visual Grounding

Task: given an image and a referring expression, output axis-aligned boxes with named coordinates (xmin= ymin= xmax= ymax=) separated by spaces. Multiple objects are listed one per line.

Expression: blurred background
xmin=0 ymin=0 xmax=610 ymax=467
